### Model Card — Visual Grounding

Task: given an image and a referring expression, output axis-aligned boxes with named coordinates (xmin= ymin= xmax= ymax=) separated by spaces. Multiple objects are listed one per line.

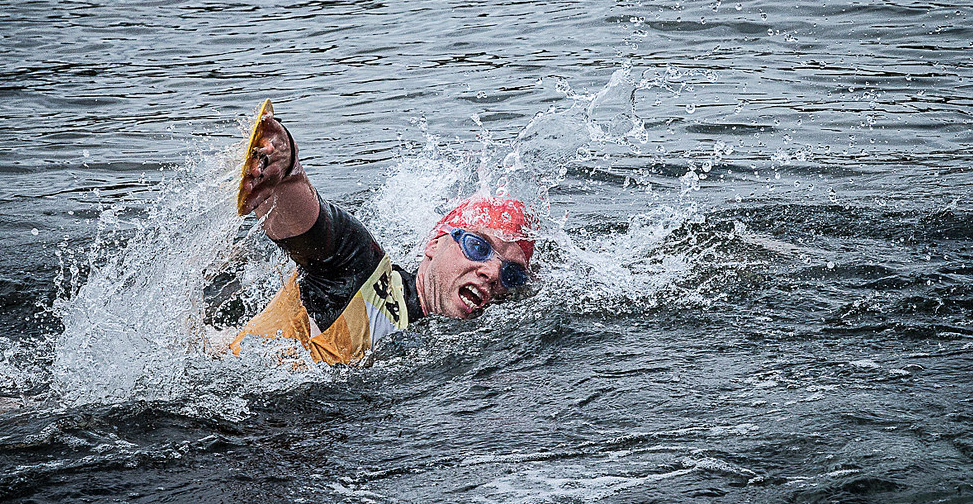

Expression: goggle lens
xmin=500 ymin=263 xmax=529 ymax=288
xmin=458 ymin=233 xmax=493 ymax=261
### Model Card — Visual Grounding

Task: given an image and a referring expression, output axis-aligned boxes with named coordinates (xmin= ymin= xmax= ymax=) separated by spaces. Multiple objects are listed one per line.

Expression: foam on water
xmin=474 ymin=466 xmax=697 ymax=504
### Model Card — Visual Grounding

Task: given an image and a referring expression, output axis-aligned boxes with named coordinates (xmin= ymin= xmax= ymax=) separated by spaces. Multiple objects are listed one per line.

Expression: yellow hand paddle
xmin=236 ymin=98 xmax=274 ymax=215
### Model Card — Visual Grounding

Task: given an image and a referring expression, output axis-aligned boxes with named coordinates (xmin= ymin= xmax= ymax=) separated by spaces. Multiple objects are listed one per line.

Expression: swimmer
xmin=228 ymin=104 xmax=537 ymax=365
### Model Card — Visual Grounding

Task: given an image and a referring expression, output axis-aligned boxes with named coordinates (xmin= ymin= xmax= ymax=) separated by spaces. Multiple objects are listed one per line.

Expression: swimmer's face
xmin=417 ymin=228 xmax=527 ymax=319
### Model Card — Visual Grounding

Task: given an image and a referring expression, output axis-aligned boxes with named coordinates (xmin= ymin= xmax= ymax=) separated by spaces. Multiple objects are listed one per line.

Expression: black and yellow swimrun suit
xmin=230 ymin=196 xmax=424 ymax=365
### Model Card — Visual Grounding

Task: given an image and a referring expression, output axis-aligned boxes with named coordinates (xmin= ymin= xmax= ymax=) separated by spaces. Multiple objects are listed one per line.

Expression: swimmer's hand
xmin=237 ymin=109 xmax=303 ymax=216
xmin=236 ymin=103 xmax=318 ymax=241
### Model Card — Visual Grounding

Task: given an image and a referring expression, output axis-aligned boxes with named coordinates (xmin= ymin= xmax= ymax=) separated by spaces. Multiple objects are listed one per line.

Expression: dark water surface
xmin=1 ymin=1 xmax=972 ymax=503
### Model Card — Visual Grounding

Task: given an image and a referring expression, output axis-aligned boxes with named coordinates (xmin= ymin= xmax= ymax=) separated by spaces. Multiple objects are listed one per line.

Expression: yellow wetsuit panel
xmin=230 ymin=270 xmax=310 ymax=355
xmin=307 ymin=293 xmax=368 ymax=365
xmin=231 ymin=255 xmax=409 ymax=366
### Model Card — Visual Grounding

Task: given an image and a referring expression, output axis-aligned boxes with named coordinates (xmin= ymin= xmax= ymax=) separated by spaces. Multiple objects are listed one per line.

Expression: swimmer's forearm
xmin=254 ymin=160 xmax=320 ymax=240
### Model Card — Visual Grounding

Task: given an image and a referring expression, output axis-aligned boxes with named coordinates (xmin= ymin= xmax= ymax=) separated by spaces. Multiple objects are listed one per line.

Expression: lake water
xmin=1 ymin=1 xmax=972 ymax=502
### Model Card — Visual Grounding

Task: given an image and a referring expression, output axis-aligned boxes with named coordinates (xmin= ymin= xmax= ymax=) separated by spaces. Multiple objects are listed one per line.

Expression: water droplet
xmin=82 ymin=149 xmax=90 ymax=158
xmin=31 ymin=228 xmax=39 ymax=236
xmin=760 ymin=11 xmax=768 ymax=20
xmin=735 ymin=3 xmax=742 ymax=10
xmin=685 ymin=103 xmax=697 ymax=114
xmin=827 ymin=261 xmax=835 ymax=269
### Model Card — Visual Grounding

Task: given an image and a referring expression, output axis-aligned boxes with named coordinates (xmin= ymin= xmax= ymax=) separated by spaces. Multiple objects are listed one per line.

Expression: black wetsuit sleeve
xmin=271 ymin=195 xmax=386 ymax=330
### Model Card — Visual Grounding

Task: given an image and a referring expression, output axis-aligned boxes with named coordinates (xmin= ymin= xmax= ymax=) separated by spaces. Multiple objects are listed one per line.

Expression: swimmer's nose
xmin=476 ymin=258 xmax=504 ymax=290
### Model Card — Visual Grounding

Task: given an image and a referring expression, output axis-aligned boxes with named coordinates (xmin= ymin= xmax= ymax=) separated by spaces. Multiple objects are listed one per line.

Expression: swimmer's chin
xmin=445 ymin=307 xmax=484 ymax=320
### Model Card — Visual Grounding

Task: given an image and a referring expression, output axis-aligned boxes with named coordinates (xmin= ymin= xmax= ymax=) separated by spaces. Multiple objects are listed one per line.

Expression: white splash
xmin=49 ymin=137 xmax=331 ymax=417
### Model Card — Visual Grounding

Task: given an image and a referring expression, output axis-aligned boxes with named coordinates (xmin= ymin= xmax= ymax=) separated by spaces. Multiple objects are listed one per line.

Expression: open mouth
xmin=459 ymin=284 xmax=485 ymax=312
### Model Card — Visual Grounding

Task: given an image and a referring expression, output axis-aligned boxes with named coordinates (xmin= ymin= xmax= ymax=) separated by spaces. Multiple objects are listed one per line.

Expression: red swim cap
xmin=435 ymin=196 xmax=537 ymax=265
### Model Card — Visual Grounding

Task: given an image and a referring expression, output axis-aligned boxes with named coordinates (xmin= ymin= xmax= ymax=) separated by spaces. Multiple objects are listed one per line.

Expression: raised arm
xmin=233 ymin=101 xmax=388 ymax=334
xmin=237 ymin=103 xmax=319 ymax=241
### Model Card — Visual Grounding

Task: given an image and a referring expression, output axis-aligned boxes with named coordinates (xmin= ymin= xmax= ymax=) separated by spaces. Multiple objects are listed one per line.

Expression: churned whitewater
xmin=1 ymin=1 xmax=971 ymax=503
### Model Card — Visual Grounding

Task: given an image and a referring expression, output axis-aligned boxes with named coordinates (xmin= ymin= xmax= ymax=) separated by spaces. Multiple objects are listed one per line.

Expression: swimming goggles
xmin=447 ymin=227 xmax=530 ymax=289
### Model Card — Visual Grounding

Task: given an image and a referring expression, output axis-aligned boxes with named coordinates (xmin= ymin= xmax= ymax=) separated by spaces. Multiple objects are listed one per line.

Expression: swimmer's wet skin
xmin=230 ymin=100 xmax=537 ymax=365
